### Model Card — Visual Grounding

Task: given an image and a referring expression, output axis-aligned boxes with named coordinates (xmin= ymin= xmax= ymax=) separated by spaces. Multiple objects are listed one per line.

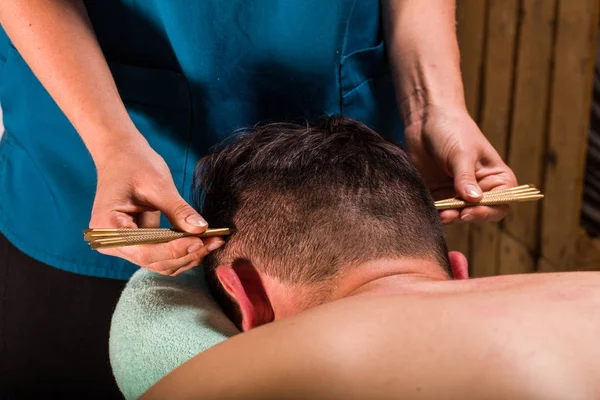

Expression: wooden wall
xmin=452 ymin=0 xmax=600 ymax=276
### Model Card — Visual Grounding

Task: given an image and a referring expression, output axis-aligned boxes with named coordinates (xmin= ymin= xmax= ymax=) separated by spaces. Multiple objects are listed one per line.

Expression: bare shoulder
xmin=286 ymin=291 xmax=600 ymax=399
xmin=143 ymin=278 xmax=600 ymax=399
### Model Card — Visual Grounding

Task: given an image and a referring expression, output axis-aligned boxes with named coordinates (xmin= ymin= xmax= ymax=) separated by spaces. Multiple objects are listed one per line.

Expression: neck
xmin=334 ymin=258 xmax=451 ymax=299
xmin=262 ymin=257 xmax=451 ymax=321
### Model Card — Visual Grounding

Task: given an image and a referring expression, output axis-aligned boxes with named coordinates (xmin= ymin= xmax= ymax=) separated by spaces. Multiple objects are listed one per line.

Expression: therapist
xmin=0 ymin=0 xmax=516 ymax=398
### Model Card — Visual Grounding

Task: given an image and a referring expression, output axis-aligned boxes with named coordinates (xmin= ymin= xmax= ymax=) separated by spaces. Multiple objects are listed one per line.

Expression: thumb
xmin=451 ymin=154 xmax=482 ymax=202
xmin=154 ymin=187 xmax=208 ymax=234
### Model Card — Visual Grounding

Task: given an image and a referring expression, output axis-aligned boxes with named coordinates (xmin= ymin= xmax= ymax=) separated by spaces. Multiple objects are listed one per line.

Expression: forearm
xmin=0 ymin=0 xmax=144 ymax=165
xmin=382 ymin=0 xmax=466 ymax=127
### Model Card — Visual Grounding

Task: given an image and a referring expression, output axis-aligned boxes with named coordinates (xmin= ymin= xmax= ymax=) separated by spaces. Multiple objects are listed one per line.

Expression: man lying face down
xmin=195 ymin=115 xmax=465 ymax=331
xmin=144 ymin=116 xmax=600 ymax=399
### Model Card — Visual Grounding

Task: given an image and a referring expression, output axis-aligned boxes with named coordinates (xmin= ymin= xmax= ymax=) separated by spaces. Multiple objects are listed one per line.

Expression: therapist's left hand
xmin=404 ymin=106 xmax=517 ymax=224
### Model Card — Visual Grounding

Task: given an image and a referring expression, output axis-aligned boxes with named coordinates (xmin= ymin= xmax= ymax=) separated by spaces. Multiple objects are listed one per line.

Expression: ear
xmin=215 ymin=262 xmax=274 ymax=331
xmin=448 ymin=251 xmax=469 ymax=280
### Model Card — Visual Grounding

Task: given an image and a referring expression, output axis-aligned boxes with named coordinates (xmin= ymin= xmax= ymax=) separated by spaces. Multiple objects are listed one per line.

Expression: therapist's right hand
xmin=89 ymin=137 xmax=225 ymax=276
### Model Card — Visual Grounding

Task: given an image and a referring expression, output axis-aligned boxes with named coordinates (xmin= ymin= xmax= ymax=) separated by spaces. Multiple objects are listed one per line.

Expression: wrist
xmin=399 ymin=86 xmax=467 ymax=132
xmin=85 ymin=125 xmax=150 ymax=168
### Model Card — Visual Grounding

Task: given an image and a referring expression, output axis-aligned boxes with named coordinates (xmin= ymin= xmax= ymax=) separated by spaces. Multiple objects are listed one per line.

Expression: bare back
xmin=144 ymin=272 xmax=600 ymax=399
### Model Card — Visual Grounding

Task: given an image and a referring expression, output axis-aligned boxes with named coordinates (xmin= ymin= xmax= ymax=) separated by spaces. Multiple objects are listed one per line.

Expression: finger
xmin=96 ymin=236 xmax=203 ymax=267
xmin=450 ymin=153 xmax=483 ymax=202
xmin=432 ymin=186 xmax=460 ymax=223
xmin=170 ymin=260 xmax=200 ymax=277
xmin=136 ymin=211 xmax=161 ymax=228
xmin=90 ymin=192 xmax=160 ymax=230
xmin=91 ymin=212 xmax=140 ymax=261
xmin=475 ymin=172 xmax=515 ymax=193
xmin=169 ymin=237 xmax=226 ymax=276
xmin=439 ymin=209 xmax=460 ymax=224
xmin=151 ymin=185 xmax=208 ymax=234
xmin=459 ymin=205 xmax=510 ymax=223
xmin=171 ymin=236 xmax=225 ymax=276
xmin=429 ymin=186 xmax=458 ymax=202
xmin=97 ymin=247 xmax=138 ymax=264
xmin=95 ymin=235 xmax=226 ymax=269
xmin=90 ymin=209 xmax=138 ymax=230
xmin=114 ymin=236 xmax=204 ymax=266
xmin=149 ymin=238 xmax=226 ymax=275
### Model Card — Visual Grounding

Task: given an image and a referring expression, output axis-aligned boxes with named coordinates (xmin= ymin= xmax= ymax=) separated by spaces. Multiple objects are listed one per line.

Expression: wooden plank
xmin=444 ymin=224 xmax=472 ymax=256
xmin=478 ymin=0 xmax=520 ymax=158
xmin=498 ymin=231 xmax=536 ymax=274
xmin=572 ymin=228 xmax=600 ymax=271
xmin=470 ymin=223 xmax=500 ymax=276
xmin=471 ymin=0 xmax=519 ymax=277
xmin=540 ymin=0 xmax=600 ymax=271
xmin=448 ymin=0 xmax=487 ymax=259
xmin=537 ymin=256 xmax=556 ymax=273
xmin=456 ymin=0 xmax=488 ymax=116
xmin=500 ymin=0 xmax=557 ymax=276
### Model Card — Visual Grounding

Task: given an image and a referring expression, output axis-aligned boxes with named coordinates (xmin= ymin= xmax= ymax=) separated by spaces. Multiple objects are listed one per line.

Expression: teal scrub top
xmin=0 ymin=0 xmax=403 ymax=280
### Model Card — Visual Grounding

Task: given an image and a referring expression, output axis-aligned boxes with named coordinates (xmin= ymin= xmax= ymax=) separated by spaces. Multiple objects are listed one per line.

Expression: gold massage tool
xmin=84 ymin=185 xmax=543 ymax=250
xmin=83 ymin=227 xmax=231 ymax=250
xmin=434 ymin=184 xmax=543 ymax=210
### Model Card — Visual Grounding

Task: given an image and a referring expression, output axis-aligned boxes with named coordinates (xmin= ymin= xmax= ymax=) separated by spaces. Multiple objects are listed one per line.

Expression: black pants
xmin=0 ymin=234 xmax=126 ymax=399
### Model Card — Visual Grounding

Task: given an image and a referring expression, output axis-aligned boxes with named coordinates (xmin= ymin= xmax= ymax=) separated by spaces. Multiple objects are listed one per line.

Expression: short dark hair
xmin=194 ymin=116 xmax=449 ymax=322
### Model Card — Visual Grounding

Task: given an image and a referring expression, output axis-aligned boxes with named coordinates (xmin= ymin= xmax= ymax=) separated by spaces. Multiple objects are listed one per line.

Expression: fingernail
xmin=461 ymin=213 xmax=475 ymax=222
xmin=187 ymin=243 xmax=203 ymax=253
xmin=465 ymin=184 xmax=481 ymax=199
xmin=208 ymin=240 xmax=225 ymax=252
xmin=186 ymin=214 xmax=208 ymax=227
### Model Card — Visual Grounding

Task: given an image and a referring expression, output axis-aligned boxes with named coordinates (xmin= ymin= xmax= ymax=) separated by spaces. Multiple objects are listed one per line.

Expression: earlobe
xmin=448 ymin=251 xmax=469 ymax=280
xmin=215 ymin=262 xmax=274 ymax=331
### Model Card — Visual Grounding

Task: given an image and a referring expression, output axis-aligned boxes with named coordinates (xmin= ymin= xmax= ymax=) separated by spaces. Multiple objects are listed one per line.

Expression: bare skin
xmin=0 ymin=1 xmax=516 ymax=277
xmin=143 ymin=269 xmax=600 ymax=400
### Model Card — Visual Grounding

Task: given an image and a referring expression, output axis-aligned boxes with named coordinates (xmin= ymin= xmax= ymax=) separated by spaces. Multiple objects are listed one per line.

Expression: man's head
xmin=194 ymin=116 xmax=460 ymax=331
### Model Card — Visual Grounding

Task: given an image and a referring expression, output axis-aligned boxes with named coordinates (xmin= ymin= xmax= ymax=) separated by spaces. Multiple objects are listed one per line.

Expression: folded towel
xmin=109 ymin=268 xmax=239 ymax=400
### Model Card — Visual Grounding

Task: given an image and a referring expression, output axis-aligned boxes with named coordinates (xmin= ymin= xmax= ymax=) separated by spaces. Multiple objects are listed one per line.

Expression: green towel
xmin=109 ymin=268 xmax=239 ymax=400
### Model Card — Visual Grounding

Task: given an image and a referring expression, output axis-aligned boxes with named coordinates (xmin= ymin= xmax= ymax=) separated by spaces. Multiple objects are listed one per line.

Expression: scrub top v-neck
xmin=0 ymin=0 xmax=403 ymax=279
